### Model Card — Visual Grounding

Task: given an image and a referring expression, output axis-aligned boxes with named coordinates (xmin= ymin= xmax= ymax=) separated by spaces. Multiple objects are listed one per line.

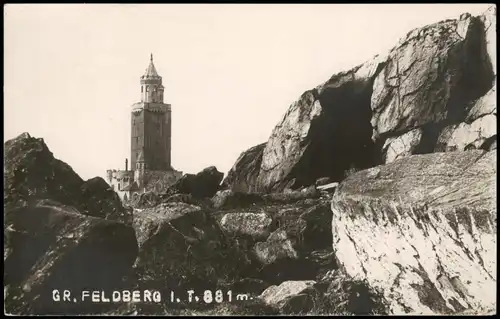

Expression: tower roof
xmin=143 ymin=53 xmax=159 ymax=78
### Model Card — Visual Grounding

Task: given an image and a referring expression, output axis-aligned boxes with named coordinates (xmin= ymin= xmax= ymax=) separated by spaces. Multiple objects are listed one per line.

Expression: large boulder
xmin=4 ymin=200 xmax=138 ymax=315
xmin=168 ymin=166 xmax=224 ymax=199
xmin=80 ymin=177 xmax=133 ymax=225
xmin=4 ymin=133 xmax=131 ymax=224
xmin=222 ymin=143 xmax=266 ymax=193
xmin=371 ymin=13 xmax=495 ymax=143
xmin=330 ymin=150 xmax=496 ymax=314
xmin=220 ymin=212 xmax=273 ymax=240
xmin=132 ymin=202 xmax=249 ymax=293
xmin=251 ymin=201 xmax=336 ymax=283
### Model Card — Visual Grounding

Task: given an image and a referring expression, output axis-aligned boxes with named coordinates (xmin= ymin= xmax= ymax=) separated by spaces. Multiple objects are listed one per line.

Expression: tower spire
xmin=150 ymin=53 xmax=153 ymax=62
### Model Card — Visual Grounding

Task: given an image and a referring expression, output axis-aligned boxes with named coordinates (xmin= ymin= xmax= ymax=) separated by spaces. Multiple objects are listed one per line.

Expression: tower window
xmin=141 ymin=86 xmax=143 ymax=93
xmin=146 ymin=86 xmax=149 ymax=92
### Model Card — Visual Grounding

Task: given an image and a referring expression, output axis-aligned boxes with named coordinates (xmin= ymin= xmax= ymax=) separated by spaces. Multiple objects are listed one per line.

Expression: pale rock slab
xmin=331 ymin=150 xmax=496 ymax=314
xmin=382 ymin=128 xmax=423 ymax=163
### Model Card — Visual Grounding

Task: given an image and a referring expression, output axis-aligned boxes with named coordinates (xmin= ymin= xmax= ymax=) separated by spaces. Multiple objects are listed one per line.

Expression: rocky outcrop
xmin=4 ymin=200 xmax=138 ymax=315
xmin=168 ymin=166 xmax=224 ymax=199
xmin=226 ymin=6 xmax=496 ymax=192
xmin=4 ymin=133 xmax=131 ymax=224
xmin=330 ymin=150 xmax=496 ymax=314
xmin=222 ymin=143 xmax=266 ymax=193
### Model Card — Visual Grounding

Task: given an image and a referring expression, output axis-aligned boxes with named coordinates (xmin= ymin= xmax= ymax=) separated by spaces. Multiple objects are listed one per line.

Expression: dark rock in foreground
xmin=4 ymin=200 xmax=138 ymax=315
xmin=132 ymin=202 xmax=251 ymax=295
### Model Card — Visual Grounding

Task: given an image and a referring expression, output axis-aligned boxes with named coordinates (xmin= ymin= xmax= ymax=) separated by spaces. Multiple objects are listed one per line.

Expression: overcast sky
xmin=4 ymin=4 xmax=492 ymax=181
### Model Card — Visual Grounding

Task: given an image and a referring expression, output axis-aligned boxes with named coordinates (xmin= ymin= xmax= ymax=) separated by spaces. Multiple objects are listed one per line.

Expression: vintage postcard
xmin=3 ymin=3 xmax=496 ymax=316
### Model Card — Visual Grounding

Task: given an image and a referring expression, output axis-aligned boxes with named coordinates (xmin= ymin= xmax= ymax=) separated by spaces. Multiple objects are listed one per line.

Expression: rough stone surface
xmin=220 ymin=212 xmax=273 ymax=240
xmin=80 ymin=177 xmax=133 ymax=225
xmin=211 ymin=189 xmax=265 ymax=209
xmin=436 ymin=114 xmax=496 ymax=151
xmin=315 ymin=177 xmax=333 ymax=187
xmin=259 ymin=280 xmax=317 ymax=314
xmin=222 ymin=143 xmax=266 ymax=193
xmin=371 ymin=14 xmax=495 ymax=141
xmin=262 ymin=186 xmax=320 ymax=204
xmin=4 ymin=133 xmax=131 ymax=224
xmin=4 ymin=200 xmax=138 ymax=315
xmin=168 ymin=166 xmax=224 ymax=199
xmin=331 ymin=150 xmax=496 ymax=314
xmin=132 ymin=202 xmax=248 ymax=292
xmin=251 ymin=203 xmax=336 ymax=284
xmin=479 ymin=6 xmax=496 ymax=76
xmin=254 ymin=229 xmax=301 ymax=266
xmin=466 ymin=86 xmax=496 ymax=122
xmin=382 ymin=129 xmax=423 ymax=163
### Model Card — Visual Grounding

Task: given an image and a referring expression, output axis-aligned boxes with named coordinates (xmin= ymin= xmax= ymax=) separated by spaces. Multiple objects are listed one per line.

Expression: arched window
xmin=146 ymin=86 xmax=149 ymax=92
xmin=141 ymin=86 xmax=143 ymax=93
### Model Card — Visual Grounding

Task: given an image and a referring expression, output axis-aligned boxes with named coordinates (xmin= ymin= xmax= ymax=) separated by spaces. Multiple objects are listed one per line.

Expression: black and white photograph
xmin=3 ymin=3 xmax=497 ymax=315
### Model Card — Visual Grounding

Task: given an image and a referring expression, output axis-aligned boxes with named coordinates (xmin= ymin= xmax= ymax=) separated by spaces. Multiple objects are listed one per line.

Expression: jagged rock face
xmin=132 ymin=202 xmax=249 ymax=293
xmin=4 ymin=200 xmax=138 ymax=315
xmin=331 ymin=150 xmax=496 ymax=314
xmin=226 ymin=7 xmax=495 ymax=191
xmin=169 ymin=166 xmax=224 ymax=199
xmin=4 ymin=133 xmax=84 ymax=209
xmin=4 ymin=133 xmax=131 ymax=224
xmin=371 ymin=14 xmax=494 ymax=143
xmin=222 ymin=143 xmax=266 ymax=193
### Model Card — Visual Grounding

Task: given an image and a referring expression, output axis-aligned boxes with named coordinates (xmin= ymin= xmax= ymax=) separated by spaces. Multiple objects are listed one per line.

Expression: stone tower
xmin=131 ymin=54 xmax=172 ymax=171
